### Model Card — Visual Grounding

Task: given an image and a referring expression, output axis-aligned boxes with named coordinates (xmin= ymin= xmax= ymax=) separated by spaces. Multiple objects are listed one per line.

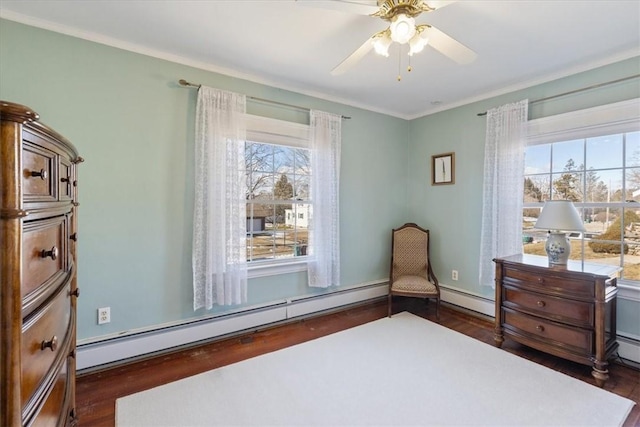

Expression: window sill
xmin=248 ymin=258 xmax=309 ymax=278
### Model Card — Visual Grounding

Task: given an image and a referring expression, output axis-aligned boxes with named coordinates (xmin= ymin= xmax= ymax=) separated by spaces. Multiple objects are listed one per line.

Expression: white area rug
xmin=116 ymin=312 xmax=634 ymax=426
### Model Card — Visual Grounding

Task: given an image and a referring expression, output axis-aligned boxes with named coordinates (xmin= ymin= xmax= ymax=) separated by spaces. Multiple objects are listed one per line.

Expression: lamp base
xmin=545 ymin=232 xmax=571 ymax=265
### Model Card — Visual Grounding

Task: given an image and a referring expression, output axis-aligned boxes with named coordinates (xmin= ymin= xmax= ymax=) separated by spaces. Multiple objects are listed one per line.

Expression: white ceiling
xmin=1 ymin=0 xmax=639 ymax=119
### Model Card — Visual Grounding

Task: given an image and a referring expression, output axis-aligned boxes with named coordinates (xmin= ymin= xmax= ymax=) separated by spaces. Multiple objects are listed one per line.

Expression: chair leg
xmin=435 ymin=298 xmax=440 ymax=321
xmin=388 ymin=294 xmax=392 ymax=317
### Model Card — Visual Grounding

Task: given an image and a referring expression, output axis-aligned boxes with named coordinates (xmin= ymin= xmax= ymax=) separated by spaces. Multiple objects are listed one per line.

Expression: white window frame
xmin=245 ymin=115 xmax=311 ymax=278
xmin=526 ymin=98 xmax=640 ymax=301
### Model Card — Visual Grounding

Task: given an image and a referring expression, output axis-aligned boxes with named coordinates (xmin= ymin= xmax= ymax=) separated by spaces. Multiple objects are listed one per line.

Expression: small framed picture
xmin=432 ymin=152 xmax=455 ymax=185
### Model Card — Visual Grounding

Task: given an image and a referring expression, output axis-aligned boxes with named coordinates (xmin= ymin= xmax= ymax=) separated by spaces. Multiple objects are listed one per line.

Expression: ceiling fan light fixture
xmin=372 ymin=31 xmax=393 ymax=57
xmin=389 ymin=13 xmax=416 ymax=44
xmin=408 ymin=32 xmax=429 ymax=56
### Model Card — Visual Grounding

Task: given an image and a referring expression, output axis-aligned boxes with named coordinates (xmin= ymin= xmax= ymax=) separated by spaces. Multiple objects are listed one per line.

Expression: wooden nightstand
xmin=494 ymin=254 xmax=619 ymax=387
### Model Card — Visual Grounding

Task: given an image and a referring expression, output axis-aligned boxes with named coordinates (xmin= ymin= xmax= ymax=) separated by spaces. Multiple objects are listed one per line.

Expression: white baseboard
xmin=439 ymin=284 xmax=495 ymax=317
xmin=77 ymin=282 xmax=388 ymax=371
xmin=617 ymin=334 xmax=640 ymax=365
xmin=77 ymin=281 xmax=640 ymax=371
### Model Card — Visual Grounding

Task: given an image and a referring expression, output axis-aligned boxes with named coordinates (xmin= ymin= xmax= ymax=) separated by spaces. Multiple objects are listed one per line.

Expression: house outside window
xmin=522 ymin=99 xmax=640 ymax=285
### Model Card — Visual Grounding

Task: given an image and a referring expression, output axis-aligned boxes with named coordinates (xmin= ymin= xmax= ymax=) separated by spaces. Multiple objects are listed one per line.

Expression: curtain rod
xmin=178 ymin=79 xmax=351 ymax=120
xmin=476 ymin=74 xmax=640 ymax=117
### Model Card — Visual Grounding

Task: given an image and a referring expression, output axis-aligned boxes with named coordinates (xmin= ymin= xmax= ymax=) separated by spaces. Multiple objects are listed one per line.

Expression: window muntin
xmin=523 ymin=131 xmax=640 ymax=282
xmin=245 ymin=141 xmax=311 ymax=262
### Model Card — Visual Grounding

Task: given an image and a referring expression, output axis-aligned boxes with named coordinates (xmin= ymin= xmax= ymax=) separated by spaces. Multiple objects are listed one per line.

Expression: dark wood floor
xmin=76 ymin=298 xmax=640 ymax=426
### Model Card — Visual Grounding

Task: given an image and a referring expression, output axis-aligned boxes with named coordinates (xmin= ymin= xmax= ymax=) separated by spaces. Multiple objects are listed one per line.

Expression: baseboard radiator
xmin=77 ymin=282 xmax=640 ymax=372
xmin=76 ymin=282 xmax=389 ymax=371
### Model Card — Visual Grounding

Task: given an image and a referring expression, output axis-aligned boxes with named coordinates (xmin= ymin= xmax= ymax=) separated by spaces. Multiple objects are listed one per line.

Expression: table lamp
xmin=533 ymin=200 xmax=585 ymax=265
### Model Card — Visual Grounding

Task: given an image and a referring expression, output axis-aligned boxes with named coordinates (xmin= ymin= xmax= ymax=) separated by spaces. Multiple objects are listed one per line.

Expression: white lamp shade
xmin=534 ymin=200 xmax=586 ymax=232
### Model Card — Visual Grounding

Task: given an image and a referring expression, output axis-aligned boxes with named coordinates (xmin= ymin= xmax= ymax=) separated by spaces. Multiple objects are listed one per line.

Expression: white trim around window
xmin=246 ymin=114 xmax=309 ymax=148
xmin=527 ymin=98 xmax=640 ymax=146
xmin=248 ymin=258 xmax=309 ymax=278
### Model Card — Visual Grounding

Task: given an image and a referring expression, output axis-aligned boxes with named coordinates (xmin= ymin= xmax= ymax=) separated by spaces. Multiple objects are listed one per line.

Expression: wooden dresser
xmin=494 ymin=254 xmax=619 ymax=387
xmin=1 ymin=101 xmax=82 ymax=426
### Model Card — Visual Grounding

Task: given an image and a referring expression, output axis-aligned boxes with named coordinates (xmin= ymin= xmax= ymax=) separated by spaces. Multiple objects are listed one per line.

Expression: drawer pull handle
xmin=536 ymin=325 xmax=545 ymax=332
xmin=41 ymin=246 xmax=59 ymax=260
xmin=41 ymin=336 xmax=58 ymax=352
xmin=30 ymin=169 xmax=47 ymax=180
xmin=71 ymin=287 xmax=80 ymax=298
xmin=537 ymin=300 xmax=546 ymax=307
xmin=70 ymin=233 xmax=78 ymax=242
xmin=61 ymin=177 xmax=71 ymax=185
xmin=537 ymin=277 xmax=544 ymax=284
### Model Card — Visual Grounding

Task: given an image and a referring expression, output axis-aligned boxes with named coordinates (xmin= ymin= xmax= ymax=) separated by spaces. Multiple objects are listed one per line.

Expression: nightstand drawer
xmin=504 ymin=286 xmax=593 ymax=327
xmin=503 ymin=308 xmax=592 ymax=353
xmin=503 ymin=265 xmax=594 ymax=298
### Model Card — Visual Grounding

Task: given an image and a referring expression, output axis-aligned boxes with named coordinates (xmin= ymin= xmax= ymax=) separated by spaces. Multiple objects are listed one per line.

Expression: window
xmin=523 ymin=99 xmax=640 ymax=284
xmin=245 ymin=141 xmax=310 ymax=262
xmin=243 ymin=115 xmax=311 ymax=266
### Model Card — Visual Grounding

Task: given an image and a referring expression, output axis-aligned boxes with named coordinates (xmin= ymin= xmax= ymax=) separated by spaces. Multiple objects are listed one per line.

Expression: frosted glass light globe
xmin=390 ymin=14 xmax=416 ymax=44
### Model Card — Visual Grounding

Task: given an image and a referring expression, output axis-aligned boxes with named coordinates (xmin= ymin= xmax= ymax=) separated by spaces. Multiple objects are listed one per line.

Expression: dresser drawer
xmin=503 ymin=308 xmax=592 ymax=353
xmin=503 ymin=265 xmax=594 ymax=298
xmin=59 ymin=156 xmax=73 ymax=201
xmin=21 ymin=283 xmax=72 ymax=408
xmin=22 ymin=216 xmax=68 ymax=302
xmin=504 ymin=286 xmax=593 ymax=327
xmin=22 ymin=141 xmax=56 ymax=203
xmin=26 ymin=358 xmax=70 ymax=427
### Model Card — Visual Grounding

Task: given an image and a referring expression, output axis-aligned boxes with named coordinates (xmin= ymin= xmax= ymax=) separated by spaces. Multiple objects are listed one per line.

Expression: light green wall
xmin=408 ymin=57 xmax=640 ymax=336
xmin=1 ymin=18 xmax=638 ymax=341
xmin=0 ymin=19 xmax=409 ymax=340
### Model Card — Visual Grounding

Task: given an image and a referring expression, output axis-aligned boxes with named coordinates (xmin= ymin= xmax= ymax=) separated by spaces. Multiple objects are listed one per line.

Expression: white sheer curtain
xmin=308 ymin=110 xmax=341 ymax=288
xmin=479 ymin=99 xmax=528 ymax=288
xmin=193 ymin=86 xmax=247 ymax=310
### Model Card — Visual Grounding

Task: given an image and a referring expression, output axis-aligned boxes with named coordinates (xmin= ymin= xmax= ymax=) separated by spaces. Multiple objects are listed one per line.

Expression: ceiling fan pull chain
xmin=407 ymin=49 xmax=412 ymax=73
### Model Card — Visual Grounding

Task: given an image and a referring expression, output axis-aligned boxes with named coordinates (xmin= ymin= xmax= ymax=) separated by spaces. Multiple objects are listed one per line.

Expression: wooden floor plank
xmin=76 ymin=298 xmax=640 ymax=426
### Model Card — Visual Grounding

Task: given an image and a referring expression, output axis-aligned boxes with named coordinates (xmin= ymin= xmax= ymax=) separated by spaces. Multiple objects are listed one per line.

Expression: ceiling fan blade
xmin=331 ymin=38 xmax=374 ymax=75
xmin=424 ymin=1 xmax=457 ymax=10
xmin=295 ymin=0 xmax=379 ymax=16
xmin=423 ymin=26 xmax=477 ymax=64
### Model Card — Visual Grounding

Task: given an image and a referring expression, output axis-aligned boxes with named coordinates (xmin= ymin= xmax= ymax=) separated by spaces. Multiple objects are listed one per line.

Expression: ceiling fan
xmin=300 ymin=0 xmax=477 ymax=77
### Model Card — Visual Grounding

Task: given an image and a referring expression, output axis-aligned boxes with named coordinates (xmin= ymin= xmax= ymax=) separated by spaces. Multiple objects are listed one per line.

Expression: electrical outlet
xmin=98 ymin=307 xmax=111 ymax=325
xmin=452 ymin=270 xmax=459 ymax=281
